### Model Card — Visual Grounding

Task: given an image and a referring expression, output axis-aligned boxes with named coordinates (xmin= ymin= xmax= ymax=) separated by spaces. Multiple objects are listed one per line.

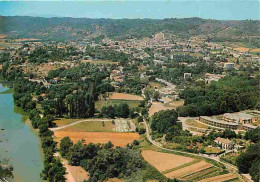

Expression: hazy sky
xmin=0 ymin=1 xmax=259 ymax=20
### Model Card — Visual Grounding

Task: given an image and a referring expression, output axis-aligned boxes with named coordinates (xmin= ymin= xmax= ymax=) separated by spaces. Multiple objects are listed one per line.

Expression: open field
xmin=109 ymin=92 xmax=144 ymax=101
xmin=95 ymin=99 xmax=141 ymax=111
xmin=204 ymin=146 xmax=223 ymax=154
xmin=141 ymin=150 xmax=195 ymax=172
xmin=0 ymin=34 xmax=6 ymax=39
xmin=250 ymin=48 xmax=260 ymax=52
xmin=233 ymin=47 xmax=249 ymax=52
xmin=58 ymin=120 xmax=115 ymax=132
xmin=54 ymin=131 xmax=140 ymax=147
xmin=198 ymin=173 xmax=237 ymax=182
xmin=164 ymin=161 xmax=212 ymax=179
xmin=185 ymin=119 xmax=208 ymax=129
xmin=149 ymin=102 xmax=172 ymax=116
xmin=164 ymin=100 xmax=184 ymax=108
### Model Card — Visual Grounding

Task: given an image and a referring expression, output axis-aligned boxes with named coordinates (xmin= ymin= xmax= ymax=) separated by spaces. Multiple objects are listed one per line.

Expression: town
xmin=0 ymin=16 xmax=259 ymax=182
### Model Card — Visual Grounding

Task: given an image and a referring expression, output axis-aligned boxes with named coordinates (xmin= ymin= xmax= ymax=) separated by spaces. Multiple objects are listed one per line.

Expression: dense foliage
xmin=59 ymin=138 xmax=172 ymax=182
xmin=177 ymin=76 xmax=259 ymax=117
xmin=236 ymin=143 xmax=260 ymax=182
xmin=151 ymin=109 xmax=178 ymax=133
xmin=1 ymin=16 xmax=259 ymax=41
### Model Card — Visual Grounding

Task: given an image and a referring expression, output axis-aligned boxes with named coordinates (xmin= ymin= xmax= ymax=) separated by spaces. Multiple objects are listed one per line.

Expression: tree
xmin=151 ymin=110 xmax=178 ymax=133
xmin=245 ymin=127 xmax=260 ymax=143
xmin=236 ymin=142 xmax=260 ymax=181
xmin=60 ymin=137 xmax=73 ymax=157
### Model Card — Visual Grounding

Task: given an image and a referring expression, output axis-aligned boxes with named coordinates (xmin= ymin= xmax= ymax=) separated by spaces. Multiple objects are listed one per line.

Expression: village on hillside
xmin=0 ymin=24 xmax=260 ymax=182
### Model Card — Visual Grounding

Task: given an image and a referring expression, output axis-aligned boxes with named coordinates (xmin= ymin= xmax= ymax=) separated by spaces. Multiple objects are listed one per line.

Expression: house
xmin=224 ymin=62 xmax=235 ymax=69
xmin=214 ymin=137 xmax=234 ymax=150
xmin=184 ymin=73 xmax=192 ymax=79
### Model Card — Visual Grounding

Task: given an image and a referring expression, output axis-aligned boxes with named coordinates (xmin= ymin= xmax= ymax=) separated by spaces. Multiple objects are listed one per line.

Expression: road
xmin=50 ymin=119 xmax=112 ymax=131
xmin=143 ymin=119 xmax=252 ymax=182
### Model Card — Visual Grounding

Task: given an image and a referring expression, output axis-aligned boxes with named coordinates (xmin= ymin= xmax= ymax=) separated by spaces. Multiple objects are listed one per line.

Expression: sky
xmin=0 ymin=1 xmax=259 ymax=20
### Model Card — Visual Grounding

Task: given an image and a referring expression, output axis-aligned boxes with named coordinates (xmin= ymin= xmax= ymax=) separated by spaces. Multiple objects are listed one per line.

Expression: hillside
xmin=0 ymin=16 xmax=259 ymax=41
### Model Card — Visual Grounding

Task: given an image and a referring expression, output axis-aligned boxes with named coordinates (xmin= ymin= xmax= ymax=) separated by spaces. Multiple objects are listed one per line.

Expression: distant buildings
xmin=224 ymin=62 xmax=235 ymax=69
xmin=199 ymin=116 xmax=238 ymax=130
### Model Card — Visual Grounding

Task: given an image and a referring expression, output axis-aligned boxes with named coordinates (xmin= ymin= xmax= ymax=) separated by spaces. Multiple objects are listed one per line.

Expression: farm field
xmin=95 ymin=99 xmax=141 ymax=111
xmin=198 ymin=173 xmax=238 ymax=182
xmin=58 ymin=120 xmax=115 ymax=132
xmin=109 ymin=92 xmax=144 ymax=101
xmin=149 ymin=102 xmax=172 ymax=116
xmin=141 ymin=150 xmax=195 ymax=172
xmin=54 ymin=131 xmax=140 ymax=147
xmin=250 ymin=48 xmax=260 ymax=52
xmin=233 ymin=47 xmax=250 ymax=52
xmin=164 ymin=161 xmax=212 ymax=179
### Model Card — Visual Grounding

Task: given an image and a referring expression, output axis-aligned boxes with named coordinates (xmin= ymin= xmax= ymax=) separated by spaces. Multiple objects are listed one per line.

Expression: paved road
xmin=143 ymin=119 xmax=252 ymax=182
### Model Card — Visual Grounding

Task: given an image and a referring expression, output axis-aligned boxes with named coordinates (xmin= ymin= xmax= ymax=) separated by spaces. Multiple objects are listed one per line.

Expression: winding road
xmin=143 ymin=119 xmax=252 ymax=182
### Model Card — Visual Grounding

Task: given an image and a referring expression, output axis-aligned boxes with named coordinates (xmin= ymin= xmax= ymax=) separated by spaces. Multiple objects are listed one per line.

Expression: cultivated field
xmin=54 ymin=131 xmax=140 ymax=147
xmin=141 ymin=150 xmax=195 ymax=172
xmin=109 ymin=92 xmax=144 ymax=101
xmin=149 ymin=102 xmax=172 ymax=116
xmin=234 ymin=47 xmax=250 ymax=52
xmin=165 ymin=161 xmax=212 ymax=179
xmin=250 ymin=48 xmax=260 ymax=52
xmin=198 ymin=173 xmax=238 ymax=182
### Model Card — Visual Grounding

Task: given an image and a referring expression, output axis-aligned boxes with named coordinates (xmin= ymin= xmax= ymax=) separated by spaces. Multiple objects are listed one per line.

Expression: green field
xmin=60 ymin=120 xmax=115 ymax=132
xmin=95 ymin=99 xmax=141 ymax=111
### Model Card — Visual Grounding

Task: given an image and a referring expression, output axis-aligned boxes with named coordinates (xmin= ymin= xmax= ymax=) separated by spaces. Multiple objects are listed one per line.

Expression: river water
xmin=0 ymin=83 xmax=43 ymax=182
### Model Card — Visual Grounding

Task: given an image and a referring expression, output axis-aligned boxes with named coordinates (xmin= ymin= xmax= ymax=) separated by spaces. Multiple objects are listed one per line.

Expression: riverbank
xmin=0 ymin=83 xmax=44 ymax=182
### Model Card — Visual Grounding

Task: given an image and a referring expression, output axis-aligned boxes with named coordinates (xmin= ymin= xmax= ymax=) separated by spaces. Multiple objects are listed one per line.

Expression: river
xmin=0 ymin=83 xmax=43 ymax=182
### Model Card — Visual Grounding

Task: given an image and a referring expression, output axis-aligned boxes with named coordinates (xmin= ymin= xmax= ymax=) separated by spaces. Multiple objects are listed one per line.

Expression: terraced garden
xmin=141 ymin=150 xmax=241 ymax=182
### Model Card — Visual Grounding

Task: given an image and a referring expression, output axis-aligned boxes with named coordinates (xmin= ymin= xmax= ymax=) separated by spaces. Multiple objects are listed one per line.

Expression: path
xmin=143 ymin=119 xmax=252 ymax=182
xmin=50 ymin=119 xmax=112 ymax=131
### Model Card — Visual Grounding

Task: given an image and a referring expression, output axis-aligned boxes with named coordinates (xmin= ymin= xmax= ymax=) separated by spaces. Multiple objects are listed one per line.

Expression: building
xmin=184 ymin=73 xmax=192 ymax=79
xmin=223 ymin=112 xmax=259 ymax=124
xmin=199 ymin=116 xmax=238 ymax=130
xmin=243 ymin=124 xmax=257 ymax=131
xmin=214 ymin=137 xmax=234 ymax=150
xmin=224 ymin=62 xmax=235 ymax=69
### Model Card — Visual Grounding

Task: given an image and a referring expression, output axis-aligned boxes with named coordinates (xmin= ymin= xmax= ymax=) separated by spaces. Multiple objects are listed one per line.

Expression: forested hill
xmin=0 ymin=16 xmax=260 ymax=41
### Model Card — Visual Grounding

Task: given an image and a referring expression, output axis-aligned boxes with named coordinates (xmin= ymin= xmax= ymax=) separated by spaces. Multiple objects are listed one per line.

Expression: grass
xmin=164 ymin=100 xmax=184 ymax=108
xmin=61 ymin=120 xmax=115 ymax=132
xmin=162 ymin=159 xmax=201 ymax=174
xmin=182 ymin=166 xmax=217 ymax=180
xmin=204 ymin=146 xmax=223 ymax=154
xmin=95 ymin=99 xmax=140 ymax=111
xmin=185 ymin=119 xmax=208 ymax=129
